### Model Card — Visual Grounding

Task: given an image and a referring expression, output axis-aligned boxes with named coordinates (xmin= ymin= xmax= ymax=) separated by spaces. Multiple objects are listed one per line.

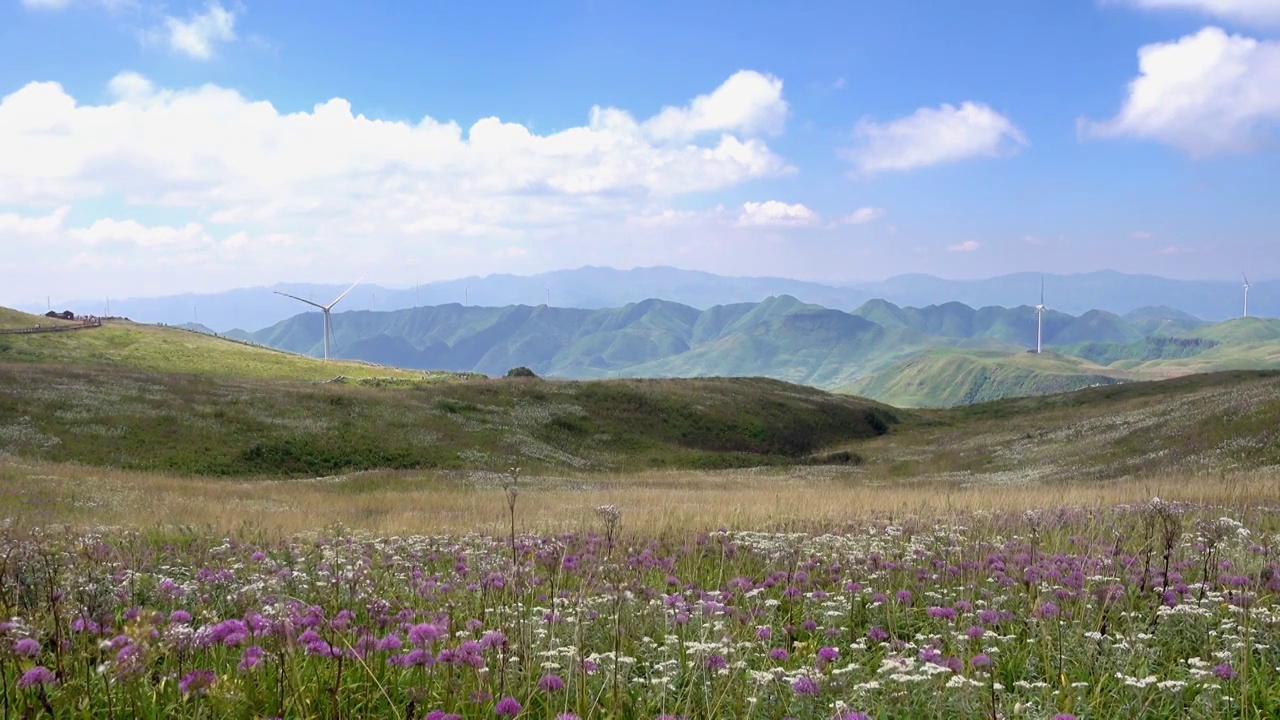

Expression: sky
xmin=1 ymin=0 xmax=1279 ymax=304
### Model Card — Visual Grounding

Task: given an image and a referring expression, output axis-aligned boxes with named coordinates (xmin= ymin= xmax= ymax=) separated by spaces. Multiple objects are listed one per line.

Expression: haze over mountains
xmin=32 ymin=267 xmax=1272 ymax=333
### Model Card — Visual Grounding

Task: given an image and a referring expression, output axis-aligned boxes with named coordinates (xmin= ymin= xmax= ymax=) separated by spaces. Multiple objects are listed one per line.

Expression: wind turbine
xmin=1243 ymin=273 xmax=1251 ymax=318
xmin=1034 ymin=277 xmax=1047 ymax=354
xmin=274 ymin=276 xmax=365 ymax=361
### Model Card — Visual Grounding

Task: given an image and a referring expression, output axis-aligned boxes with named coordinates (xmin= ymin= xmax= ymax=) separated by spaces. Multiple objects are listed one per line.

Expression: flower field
xmin=2 ymin=497 xmax=1279 ymax=719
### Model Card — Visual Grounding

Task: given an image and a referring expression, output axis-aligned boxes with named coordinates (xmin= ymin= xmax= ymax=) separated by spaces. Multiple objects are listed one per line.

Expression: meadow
xmin=3 ymin=314 xmax=1280 ymax=718
xmin=1 ymin=472 xmax=1278 ymax=719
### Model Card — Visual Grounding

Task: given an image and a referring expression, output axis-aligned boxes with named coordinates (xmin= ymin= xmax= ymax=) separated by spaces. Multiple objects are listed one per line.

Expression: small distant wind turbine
xmin=1243 ymin=273 xmax=1251 ymax=318
xmin=1034 ymin=277 xmax=1047 ymax=354
xmin=275 ymin=276 xmax=365 ymax=361
xmin=464 ymin=283 xmax=471 ymax=306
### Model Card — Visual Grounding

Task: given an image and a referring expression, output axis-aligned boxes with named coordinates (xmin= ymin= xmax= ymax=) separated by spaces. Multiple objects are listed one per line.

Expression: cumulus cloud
xmin=0 ymin=205 xmax=69 ymax=235
xmin=0 ymin=70 xmax=796 ymax=294
xmin=147 ymin=2 xmax=237 ymax=60
xmin=840 ymin=207 xmax=886 ymax=224
xmin=736 ymin=201 xmax=821 ymax=228
xmin=947 ymin=240 xmax=981 ymax=252
xmin=1080 ymin=27 xmax=1280 ymax=155
xmin=642 ymin=70 xmax=788 ymax=141
xmin=1107 ymin=0 xmax=1280 ymax=28
xmin=843 ymin=102 xmax=1027 ymax=175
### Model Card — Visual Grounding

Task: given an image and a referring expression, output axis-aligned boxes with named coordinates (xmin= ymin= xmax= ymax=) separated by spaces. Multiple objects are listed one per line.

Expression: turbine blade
xmin=1040 ymin=276 xmax=1044 ymax=305
xmin=274 ymin=291 xmax=327 ymax=310
xmin=1244 ymin=273 xmax=1250 ymax=287
xmin=327 ymin=275 xmax=367 ymax=310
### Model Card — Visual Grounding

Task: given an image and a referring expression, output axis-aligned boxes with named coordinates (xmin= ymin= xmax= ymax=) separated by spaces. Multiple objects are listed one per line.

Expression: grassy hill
xmin=841 ymin=348 xmax=1128 ymax=408
xmin=857 ymin=370 xmax=1280 ymax=482
xmin=0 ymin=361 xmax=898 ymax=476
xmin=0 ymin=318 xmax=464 ymax=383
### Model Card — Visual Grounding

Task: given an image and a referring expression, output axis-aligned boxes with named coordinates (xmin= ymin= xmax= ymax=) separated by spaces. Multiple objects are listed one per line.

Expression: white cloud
xmin=1108 ymin=0 xmax=1280 ymax=28
xmin=736 ymin=201 xmax=821 ymax=228
xmin=840 ymin=207 xmax=886 ymax=224
xmin=947 ymin=240 xmax=981 ymax=252
xmin=843 ymin=102 xmax=1027 ymax=175
xmin=1131 ymin=230 xmax=1156 ymax=239
xmin=0 ymin=71 xmax=795 ymax=297
xmin=0 ymin=205 xmax=69 ymax=235
xmin=21 ymin=0 xmax=72 ymax=8
xmin=1080 ymin=27 xmax=1280 ymax=155
xmin=1158 ymin=244 xmax=1196 ymax=254
xmin=69 ymin=218 xmax=214 ymax=249
xmin=150 ymin=2 xmax=237 ymax=60
xmin=642 ymin=70 xmax=788 ymax=141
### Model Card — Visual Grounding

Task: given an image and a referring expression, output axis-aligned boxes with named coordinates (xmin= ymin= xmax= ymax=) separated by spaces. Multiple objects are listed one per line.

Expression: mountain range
xmin=222 ymin=294 xmax=1280 ymax=406
xmin=32 ymin=266 xmax=1273 ymax=333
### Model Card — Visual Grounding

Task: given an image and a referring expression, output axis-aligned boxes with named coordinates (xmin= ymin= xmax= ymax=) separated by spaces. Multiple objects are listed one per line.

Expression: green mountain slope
xmin=842 ymin=349 xmax=1128 ymax=408
xmin=236 ymin=297 xmax=1280 ymax=406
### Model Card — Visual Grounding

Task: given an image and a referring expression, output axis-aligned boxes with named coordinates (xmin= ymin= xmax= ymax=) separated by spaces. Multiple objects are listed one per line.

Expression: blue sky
xmin=1 ymin=0 xmax=1278 ymax=304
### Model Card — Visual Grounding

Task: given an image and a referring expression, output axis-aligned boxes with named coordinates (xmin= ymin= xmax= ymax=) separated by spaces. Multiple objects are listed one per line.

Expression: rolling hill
xmin=0 ymin=313 xmax=468 ymax=383
xmin=6 ymin=302 xmax=1280 ymax=483
xmin=840 ymin=349 xmax=1129 ymax=408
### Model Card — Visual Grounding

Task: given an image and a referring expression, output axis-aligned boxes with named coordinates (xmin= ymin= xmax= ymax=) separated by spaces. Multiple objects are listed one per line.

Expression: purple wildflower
xmin=927 ymin=606 xmax=956 ymax=621
xmin=238 ymin=646 xmax=265 ymax=672
xmin=17 ymin=666 xmax=56 ymax=689
xmin=179 ymin=669 xmax=216 ymax=696
xmin=1213 ymin=663 xmax=1236 ymax=680
xmin=538 ymin=674 xmax=565 ymax=692
xmin=494 ymin=696 xmax=521 ymax=716
xmin=791 ymin=676 xmax=820 ymax=696
xmin=970 ymin=653 xmax=993 ymax=670
xmin=817 ymin=646 xmax=839 ymax=663
xmin=12 ymin=638 xmax=40 ymax=658
xmin=706 ymin=654 xmax=728 ymax=671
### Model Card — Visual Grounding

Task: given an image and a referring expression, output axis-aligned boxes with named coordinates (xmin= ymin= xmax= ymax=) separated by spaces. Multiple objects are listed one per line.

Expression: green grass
xmin=0 ymin=362 xmax=897 ymax=476
xmin=841 ymin=347 xmax=1130 ymax=408
xmin=852 ymin=369 xmax=1280 ymax=482
xmin=0 ymin=319 xmax=472 ymax=383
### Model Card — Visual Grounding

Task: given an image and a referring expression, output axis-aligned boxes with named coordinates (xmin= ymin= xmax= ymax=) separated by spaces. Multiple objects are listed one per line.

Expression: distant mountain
xmin=29 ymin=266 xmax=1272 ymax=333
xmin=234 ymin=295 xmax=1280 ymax=409
xmin=850 ymin=270 xmax=1270 ymax=321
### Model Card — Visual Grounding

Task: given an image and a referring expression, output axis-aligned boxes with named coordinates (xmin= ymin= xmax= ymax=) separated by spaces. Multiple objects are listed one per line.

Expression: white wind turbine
xmin=1243 ymin=273 xmax=1251 ymax=318
xmin=1034 ymin=276 xmax=1047 ymax=354
xmin=275 ymin=276 xmax=365 ymax=361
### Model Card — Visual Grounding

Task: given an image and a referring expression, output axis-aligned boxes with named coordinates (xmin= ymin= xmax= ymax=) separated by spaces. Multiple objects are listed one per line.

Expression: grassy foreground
xmin=0 ymin=478 xmax=1277 ymax=719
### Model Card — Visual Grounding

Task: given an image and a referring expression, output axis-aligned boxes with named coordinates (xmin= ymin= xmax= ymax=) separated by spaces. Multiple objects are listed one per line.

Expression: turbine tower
xmin=1243 ymin=273 xmax=1251 ymax=318
xmin=275 ymin=276 xmax=365 ymax=361
xmin=1034 ymin=277 xmax=1047 ymax=354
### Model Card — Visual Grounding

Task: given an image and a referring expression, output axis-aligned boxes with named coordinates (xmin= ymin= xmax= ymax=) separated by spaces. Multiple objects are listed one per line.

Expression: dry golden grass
xmin=3 ymin=454 xmax=1277 ymax=538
